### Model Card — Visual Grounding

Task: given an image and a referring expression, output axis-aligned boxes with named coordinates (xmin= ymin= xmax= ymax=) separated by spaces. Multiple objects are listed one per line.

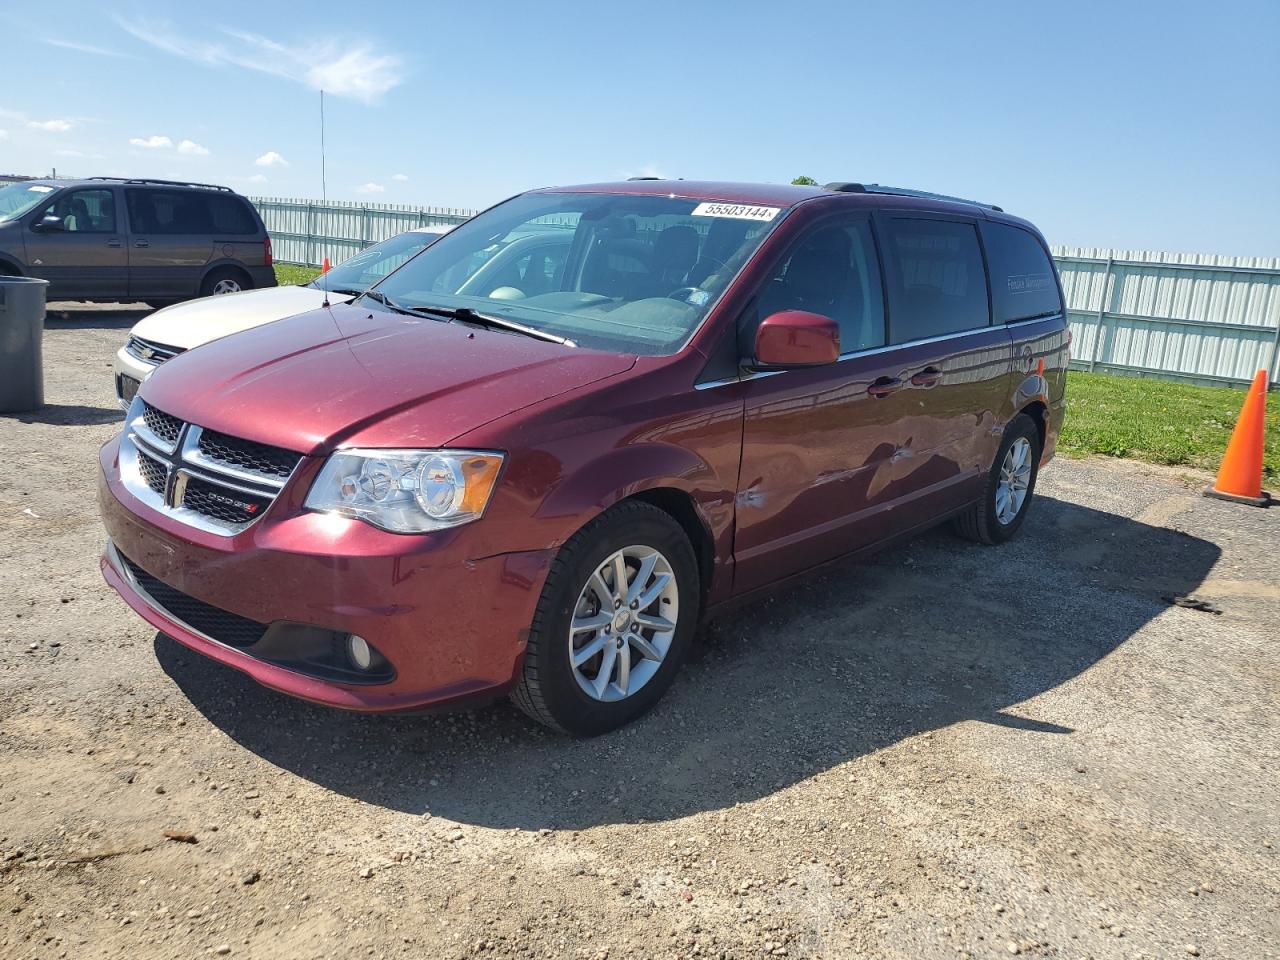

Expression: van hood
xmin=131 ymin=285 xmax=339 ymax=350
xmin=139 ymin=301 xmax=637 ymax=453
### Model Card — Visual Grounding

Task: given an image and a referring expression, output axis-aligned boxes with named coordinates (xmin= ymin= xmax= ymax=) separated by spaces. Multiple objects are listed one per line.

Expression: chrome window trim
xmin=695 ymin=319 xmax=1034 ymax=390
xmin=1003 ymin=312 xmax=1064 ymax=328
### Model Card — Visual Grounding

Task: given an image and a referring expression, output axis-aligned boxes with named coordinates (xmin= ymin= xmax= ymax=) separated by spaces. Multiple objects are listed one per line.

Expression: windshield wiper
xmin=322 ymin=286 xmax=368 ymax=298
xmin=407 ymin=304 xmax=577 ymax=347
xmin=360 ymin=289 xmax=423 ymax=318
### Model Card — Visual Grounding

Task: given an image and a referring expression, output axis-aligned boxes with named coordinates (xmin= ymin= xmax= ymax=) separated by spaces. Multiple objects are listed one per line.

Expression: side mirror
xmin=32 ymin=215 xmax=65 ymax=233
xmin=753 ymin=310 xmax=840 ymax=369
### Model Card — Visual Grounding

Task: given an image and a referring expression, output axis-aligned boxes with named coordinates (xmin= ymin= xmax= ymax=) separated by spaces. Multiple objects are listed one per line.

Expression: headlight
xmin=304 ymin=448 xmax=504 ymax=533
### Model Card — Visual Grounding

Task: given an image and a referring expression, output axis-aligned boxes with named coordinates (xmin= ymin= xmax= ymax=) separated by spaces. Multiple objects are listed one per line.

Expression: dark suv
xmin=0 ymin=177 xmax=275 ymax=305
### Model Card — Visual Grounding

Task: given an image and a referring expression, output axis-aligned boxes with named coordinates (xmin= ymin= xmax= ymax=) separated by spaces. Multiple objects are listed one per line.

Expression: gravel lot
xmin=1 ymin=306 xmax=1277 ymax=960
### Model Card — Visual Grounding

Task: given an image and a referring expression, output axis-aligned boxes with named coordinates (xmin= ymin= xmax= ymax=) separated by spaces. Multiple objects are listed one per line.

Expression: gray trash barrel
xmin=0 ymin=276 xmax=47 ymax=413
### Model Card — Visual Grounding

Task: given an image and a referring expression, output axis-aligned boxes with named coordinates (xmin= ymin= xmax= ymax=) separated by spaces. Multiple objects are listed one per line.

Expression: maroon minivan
xmin=98 ymin=180 xmax=1068 ymax=735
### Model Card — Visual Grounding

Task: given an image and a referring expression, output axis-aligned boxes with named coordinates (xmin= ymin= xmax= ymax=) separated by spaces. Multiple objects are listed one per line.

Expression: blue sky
xmin=3 ymin=0 xmax=1277 ymax=255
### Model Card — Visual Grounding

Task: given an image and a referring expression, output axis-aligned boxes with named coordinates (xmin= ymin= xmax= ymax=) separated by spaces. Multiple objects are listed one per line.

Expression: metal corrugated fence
xmin=1052 ymin=247 xmax=1280 ymax=388
xmin=248 ymin=196 xmax=1280 ymax=388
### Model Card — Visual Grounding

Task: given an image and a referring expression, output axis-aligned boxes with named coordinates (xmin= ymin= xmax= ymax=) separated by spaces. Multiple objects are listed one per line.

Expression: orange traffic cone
xmin=322 ymin=257 xmax=331 ymax=273
xmin=1205 ymin=369 xmax=1270 ymax=507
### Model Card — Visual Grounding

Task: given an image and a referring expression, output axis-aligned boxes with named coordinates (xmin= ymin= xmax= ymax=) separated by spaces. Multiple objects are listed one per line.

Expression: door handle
xmin=106 ymin=239 xmax=122 ymax=248
xmin=910 ymin=367 xmax=943 ymax=388
xmin=867 ymin=376 xmax=903 ymax=398
xmin=134 ymin=239 xmax=150 ymax=248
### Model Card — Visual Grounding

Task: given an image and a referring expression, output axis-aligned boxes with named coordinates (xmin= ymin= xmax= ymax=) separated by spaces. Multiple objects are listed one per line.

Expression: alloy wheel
xmin=995 ymin=436 xmax=1032 ymax=525
xmin=568 ymin=545 xmax=679 ymax=702
xmin=212 ymin=278 xmax=242 ymax=294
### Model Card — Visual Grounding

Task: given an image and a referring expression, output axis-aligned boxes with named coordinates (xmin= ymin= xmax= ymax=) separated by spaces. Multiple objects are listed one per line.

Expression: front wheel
xmin=512 ymin=501 xmax=700 ymax=735
xmin=953 ymin=413 xmax=1042 ymax=545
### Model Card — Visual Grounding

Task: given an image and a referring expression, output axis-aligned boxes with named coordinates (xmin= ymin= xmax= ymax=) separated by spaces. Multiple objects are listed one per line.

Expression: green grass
xmin=1060 ymin=371 xmax=1278 ymax=479
xmin=274 ymin=263 xmax=323 ymax=286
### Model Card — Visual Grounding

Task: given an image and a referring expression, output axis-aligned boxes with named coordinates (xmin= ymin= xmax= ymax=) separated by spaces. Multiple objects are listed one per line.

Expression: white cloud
xmin=255 ymin=151 xmax=288 ymax=167
xmin=0 ymin=130 xmax=8 ymax=141
xmin=356 ymin=182 xmax=385 ymax=195
xmin=391 ymin=173 xmax=409 ymax=182
xmin=116 ymin=18 xmax=403 ymax=104
xmin=44 ymin=38 xmax=132 ymax=58
xmin=177 ymin=139 xmax=209 ymax=156
xmin=54 ymin=148 xmax=106 ymax=159
xmin=28 ymin=119 xmax=73 ymax=132
xmin=129 ymin=135 xmax=172 ymax=149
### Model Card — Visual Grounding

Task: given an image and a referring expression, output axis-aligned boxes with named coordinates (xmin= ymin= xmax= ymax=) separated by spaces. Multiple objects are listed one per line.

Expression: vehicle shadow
xmin=6 ymin=403 xmax=122 ymax=425
xmin=156 ymin=495 xmax=1220 ymax=829
xmin=44 ymin=303 xmax=150 ymax=330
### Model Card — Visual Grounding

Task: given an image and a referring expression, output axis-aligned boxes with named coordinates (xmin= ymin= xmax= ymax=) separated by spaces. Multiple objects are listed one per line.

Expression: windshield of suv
xmin=0 ymin=182 xmax=58 ymax=222
xmin=309 ymin=229 xmax=450 ymax=293
xmin=368 ymin=192 xmax=786 ymax=355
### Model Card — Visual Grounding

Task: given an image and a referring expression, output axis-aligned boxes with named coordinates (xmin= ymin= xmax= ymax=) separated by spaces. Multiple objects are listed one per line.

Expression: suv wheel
xmin=512 ymin=501 xmax=700 ymax=735
xmin=201 ymin=268 xmax=250 ymax=297
xmin=954 ymin=412 xmax=1041 ymax=545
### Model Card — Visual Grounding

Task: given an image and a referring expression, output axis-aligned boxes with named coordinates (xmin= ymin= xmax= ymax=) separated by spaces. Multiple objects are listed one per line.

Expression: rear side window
xmin=882 ymin=218 xmax=989 ymax=342
xmin=127 ymin=189 xmax=213 ymax=234
xmin=209 ymin=195 xmax=258 ymax=235
xmin=982 ymin=222 xmax=1062 ymax=322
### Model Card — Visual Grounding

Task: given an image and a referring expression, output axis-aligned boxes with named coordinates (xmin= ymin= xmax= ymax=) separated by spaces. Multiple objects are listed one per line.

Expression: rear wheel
xmin=512 ymin=501 xmax=700 ymax=735
xmin=200 ymin=267 xmax=251 ymax=297
xmin=953 ymin=413 xmax=1041 ymax=545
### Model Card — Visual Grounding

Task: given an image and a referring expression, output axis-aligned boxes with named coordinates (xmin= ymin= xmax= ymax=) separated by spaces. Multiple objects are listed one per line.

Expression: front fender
xmin=537 ymin=442 xmax=721 ymax=520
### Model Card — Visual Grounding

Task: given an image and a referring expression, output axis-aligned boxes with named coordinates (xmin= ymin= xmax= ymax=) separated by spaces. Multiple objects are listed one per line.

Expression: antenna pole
xmin=320 ymin=88 xmax=330 ymax=307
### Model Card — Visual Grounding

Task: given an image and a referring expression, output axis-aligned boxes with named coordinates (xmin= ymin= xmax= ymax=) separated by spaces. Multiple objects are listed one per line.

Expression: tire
xmin=953 ymin=413 xmax=1042 ymax=545
xmin=512 ymin=501 xmax=701 ymax=736
xmin=200 ymin=267 xmax=251 ymax=297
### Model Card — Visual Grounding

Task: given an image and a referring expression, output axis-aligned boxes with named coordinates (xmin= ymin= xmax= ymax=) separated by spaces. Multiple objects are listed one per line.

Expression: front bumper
xmin=98 ymin=436 xmax=553 ymax=711
xmin=114 ymin=344 xmax=157 ymax=409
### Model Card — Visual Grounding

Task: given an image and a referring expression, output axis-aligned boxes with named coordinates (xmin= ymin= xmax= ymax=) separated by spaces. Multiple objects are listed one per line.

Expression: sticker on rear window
xmin=691 ymin=202 xmax=780 ymax=222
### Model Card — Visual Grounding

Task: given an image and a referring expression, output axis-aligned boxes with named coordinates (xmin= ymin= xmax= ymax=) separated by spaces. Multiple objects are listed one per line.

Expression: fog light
xmin=347 ymin=634 xmax=373 ymax=671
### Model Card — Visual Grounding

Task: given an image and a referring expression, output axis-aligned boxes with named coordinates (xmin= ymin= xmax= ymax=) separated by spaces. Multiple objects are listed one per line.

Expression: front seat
xmin=648 ymin=225 xmax=700 ymax=294
xmin=760 ymin=227 xmax=851 ymax=319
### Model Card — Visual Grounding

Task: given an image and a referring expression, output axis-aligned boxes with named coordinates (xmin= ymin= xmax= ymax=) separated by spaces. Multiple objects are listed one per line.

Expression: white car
xmin=114 ymin=225 xmax=453 ymax=407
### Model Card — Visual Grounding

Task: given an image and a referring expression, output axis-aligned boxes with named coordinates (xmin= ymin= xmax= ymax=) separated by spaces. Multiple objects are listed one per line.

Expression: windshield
xmin=0 ymin=182 xmax=58 ymax=222
xmin=310 ymin=229 xmax=449 ymax=293
xmin=369 ymin=192 xmax=786 ymax=355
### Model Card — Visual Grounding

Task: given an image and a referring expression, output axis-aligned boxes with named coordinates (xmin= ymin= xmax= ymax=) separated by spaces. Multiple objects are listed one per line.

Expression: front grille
xmin=136 ymin=449 xmax=168 ymax=494
xmin=142 ymin=402 xmax=182 ymax=446
xmin=198 ymin=429 xmax=301 ymax=480
xmin=181 ymin=476 xmax=273 ymax=525
xmin=126 ymin=336 xmax=184 ymax=365
xmin=123 ymin=401 xmax=303 ymax=535
xmin=119 ymin=551 xmax=267 ymax=648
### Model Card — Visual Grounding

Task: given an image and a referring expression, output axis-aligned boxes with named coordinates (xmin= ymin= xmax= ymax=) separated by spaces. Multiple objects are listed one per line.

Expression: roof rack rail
xmin=626 ymin=176 xmax=662 ymax=181
xmin=823 ymin=181 xmax=1002 ymax=213
xmin=87 ymin=176 xmax=233 ymax=193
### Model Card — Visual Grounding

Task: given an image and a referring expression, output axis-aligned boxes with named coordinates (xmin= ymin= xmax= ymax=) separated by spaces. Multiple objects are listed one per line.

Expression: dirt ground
xmin=1 ymin=305 xmax=1277 ymax=960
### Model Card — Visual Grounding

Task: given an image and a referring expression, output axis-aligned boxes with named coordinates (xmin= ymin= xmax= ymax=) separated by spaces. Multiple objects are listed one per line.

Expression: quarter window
xmin=982 ymin=222 xmax=1062 ymax=322
xmin=38 ymin=189 xmax=116 ymax=233
xmin=755 ymin=219 xmax=885 ymax=354
xmin=882 ymin=218 xmax=988 ymax=342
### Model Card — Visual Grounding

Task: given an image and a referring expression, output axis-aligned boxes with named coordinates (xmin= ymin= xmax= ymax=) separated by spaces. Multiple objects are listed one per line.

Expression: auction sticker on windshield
xmin=691 ymin=202 xmax=780 ymax=222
